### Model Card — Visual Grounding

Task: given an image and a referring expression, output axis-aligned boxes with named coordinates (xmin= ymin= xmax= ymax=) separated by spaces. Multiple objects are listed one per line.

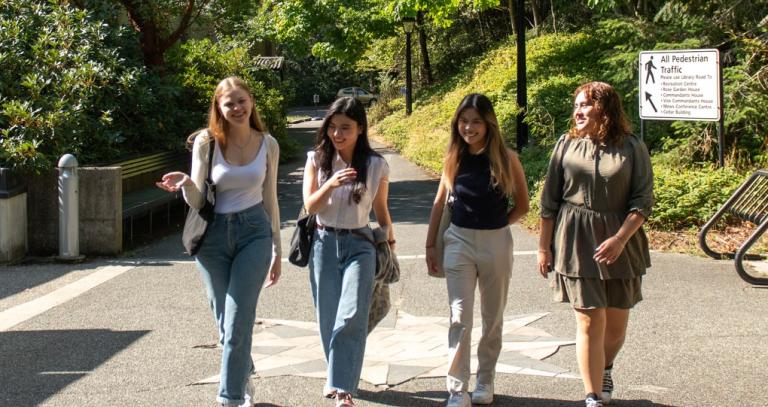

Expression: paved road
xmin=1 ymin=113 xmax=766 ymax=406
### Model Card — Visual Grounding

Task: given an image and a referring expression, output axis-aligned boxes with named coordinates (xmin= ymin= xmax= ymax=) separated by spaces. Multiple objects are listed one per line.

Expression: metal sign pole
xmin=717 ymin=56 xmax=725 ymax=168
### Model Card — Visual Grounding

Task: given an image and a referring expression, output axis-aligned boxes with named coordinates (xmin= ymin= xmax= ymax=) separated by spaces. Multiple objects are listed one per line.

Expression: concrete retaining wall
xmin=28 ymin=167 xmax=122 ymax=256
xmin=0 ymin=193 xmax=27 ymax=263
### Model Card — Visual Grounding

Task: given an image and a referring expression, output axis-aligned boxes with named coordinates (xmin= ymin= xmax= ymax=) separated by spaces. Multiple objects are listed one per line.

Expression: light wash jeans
xmin=443 ymin=223 xmax=513 ymax=393
xmin=309 ymin=226 xmax=376 ymax=395
xmin=195 ymin=203 xmax=272 ymax=406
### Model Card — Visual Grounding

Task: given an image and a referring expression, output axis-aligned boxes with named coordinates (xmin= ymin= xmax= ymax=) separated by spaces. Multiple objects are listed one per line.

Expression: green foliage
xmin=372 ymin=8 xmax=766 ymax=231
xmin=255 ymin=0 xmax=394 ymax=66
xmin=168 ymin=37 xmax=297 ymax=160
xmin=0 ymin=0 xmax=191 ymax=170
xmin=650 ymin=161 xmax=746 ymax=230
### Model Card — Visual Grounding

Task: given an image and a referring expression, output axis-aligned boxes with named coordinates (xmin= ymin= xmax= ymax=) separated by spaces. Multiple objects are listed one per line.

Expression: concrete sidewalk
xmin=0 ymin=117 xmax=766 ymax=406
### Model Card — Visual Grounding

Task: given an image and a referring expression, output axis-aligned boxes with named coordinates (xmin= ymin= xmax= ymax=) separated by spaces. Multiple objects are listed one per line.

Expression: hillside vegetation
xmin=371 ymin=19 xmax=762 ymax=234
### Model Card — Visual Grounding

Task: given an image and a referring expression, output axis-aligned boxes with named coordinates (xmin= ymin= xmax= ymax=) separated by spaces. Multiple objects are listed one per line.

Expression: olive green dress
xmin=540 ymin=134 xmax=653 ymax=281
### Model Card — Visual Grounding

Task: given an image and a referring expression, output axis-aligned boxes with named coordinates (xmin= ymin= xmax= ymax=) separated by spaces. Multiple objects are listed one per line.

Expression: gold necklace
xmin=231 ymin=130 xmax=253 ymax=150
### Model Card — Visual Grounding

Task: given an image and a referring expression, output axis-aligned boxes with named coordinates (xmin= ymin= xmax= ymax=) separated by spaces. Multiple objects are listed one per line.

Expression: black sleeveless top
xmin=451 ymin=152 xmax=509 ymax=229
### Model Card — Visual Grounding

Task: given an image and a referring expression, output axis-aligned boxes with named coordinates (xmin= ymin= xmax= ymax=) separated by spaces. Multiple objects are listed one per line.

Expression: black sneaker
xmin=585 ymin=393 xmax=604 ymax=407
xmin=602 ymin=366 xmax=614 ymax=404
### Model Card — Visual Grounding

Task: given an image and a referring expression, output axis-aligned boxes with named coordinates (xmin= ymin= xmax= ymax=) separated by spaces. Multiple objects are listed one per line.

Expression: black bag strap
xmin=202 ymin=139 xmax=216 ymax=203
xmin=206 ymin=140 xmax=216 ymax=186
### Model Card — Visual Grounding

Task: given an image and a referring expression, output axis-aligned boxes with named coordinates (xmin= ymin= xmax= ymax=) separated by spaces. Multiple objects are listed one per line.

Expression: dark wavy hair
xmin=568 ymin=81 xmax=632 ymax=145
xmin=314 ymin=97 xmax=380 ymax=204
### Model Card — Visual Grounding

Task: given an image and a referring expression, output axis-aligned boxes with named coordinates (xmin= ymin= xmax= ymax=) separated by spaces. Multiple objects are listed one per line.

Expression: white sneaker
xmin=585 ymin=394 xmax=604 ymax=407
xmin=471 ymin=382 xmax=494 ymax=404
xmin=446 ymin=391 xmax=471 ymax=407
xmin=239 ymin=378 xmax=255 ymax=407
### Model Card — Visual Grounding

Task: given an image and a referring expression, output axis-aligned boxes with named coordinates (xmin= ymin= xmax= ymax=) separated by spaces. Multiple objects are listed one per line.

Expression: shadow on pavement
xmin=358 ymin=389 xmax=674 ymax=406
xmin=388 ymin=179 xmax=439 ymax=225
xmin=0 ymin=329 xmax=149 ymax=406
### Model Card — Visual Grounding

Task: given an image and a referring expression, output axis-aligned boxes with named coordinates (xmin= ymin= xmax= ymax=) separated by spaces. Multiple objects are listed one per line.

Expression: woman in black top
xmin=425 ymin=94 xmax=529 ymax=407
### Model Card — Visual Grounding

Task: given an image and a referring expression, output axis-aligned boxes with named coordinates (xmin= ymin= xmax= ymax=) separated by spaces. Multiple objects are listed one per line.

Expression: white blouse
xmin=307 ymin=151 xmax=389 ymax=229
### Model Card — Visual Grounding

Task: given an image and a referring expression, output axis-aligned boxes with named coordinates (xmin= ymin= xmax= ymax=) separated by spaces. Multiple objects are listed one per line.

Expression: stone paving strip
xmin=193 ymin=311 xmax=577 ymax=389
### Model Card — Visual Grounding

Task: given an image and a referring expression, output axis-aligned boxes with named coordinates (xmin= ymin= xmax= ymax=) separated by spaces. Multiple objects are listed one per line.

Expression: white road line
xmin=163 ymin=251 xmax=538 ymax=265
xmin=0 ymin=265 xmax=133 ymax=332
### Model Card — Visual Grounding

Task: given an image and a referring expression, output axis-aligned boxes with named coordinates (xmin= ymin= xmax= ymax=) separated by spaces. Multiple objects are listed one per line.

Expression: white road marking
xmin=0 ymin=265 xmax=133 ymax=331
xmin=163 ymin=251 xmax=539 ymax=265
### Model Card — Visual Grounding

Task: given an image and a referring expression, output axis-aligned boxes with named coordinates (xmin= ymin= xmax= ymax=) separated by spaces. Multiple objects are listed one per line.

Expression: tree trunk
xmin=417 ymin=11 xmax=433 ymax=84
xmin=508 ymin=0 xmax=517 ymax=36
xmin=550 ymin=0 xmax=557 ymax=33
xmin=118 ymin=0 xmax=210 ymax=75
xmin=531 ymin=0 xmax=542 ymax=35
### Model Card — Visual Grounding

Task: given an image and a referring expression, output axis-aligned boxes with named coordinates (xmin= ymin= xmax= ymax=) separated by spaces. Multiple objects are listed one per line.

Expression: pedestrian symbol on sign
xmin=644 ymin=56 xmax=656 ymax=84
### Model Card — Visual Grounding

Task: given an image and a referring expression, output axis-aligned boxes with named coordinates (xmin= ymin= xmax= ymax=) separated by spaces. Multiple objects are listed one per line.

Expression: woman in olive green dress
xmin=537 ymin=82 xmax=653 ymax=407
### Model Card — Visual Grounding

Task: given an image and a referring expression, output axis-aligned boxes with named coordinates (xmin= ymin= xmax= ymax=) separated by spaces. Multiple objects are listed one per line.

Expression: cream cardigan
xmin=182 ymin=130 xmax=281 ymax=259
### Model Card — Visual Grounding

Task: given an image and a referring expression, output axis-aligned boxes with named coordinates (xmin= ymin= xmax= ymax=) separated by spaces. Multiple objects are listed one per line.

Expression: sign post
xmin=638 ymin=49 xmax=724 ymax=166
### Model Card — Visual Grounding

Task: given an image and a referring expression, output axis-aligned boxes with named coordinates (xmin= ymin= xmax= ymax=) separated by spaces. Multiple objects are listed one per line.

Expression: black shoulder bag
xmin=182 ymin=141 xmax=216 ymax=256
xmin=288 ymin=205 xmax=316 ymax=267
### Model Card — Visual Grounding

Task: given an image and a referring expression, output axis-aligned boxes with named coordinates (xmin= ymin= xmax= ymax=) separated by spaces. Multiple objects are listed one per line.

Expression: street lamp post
xmin=402 ymin=17 xmax=415 ymax=115
xmin=515 ymin=0 xmax=528 ymax=151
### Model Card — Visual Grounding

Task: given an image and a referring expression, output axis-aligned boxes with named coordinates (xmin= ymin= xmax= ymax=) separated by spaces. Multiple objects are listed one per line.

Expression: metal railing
xmin=698 ymin=169 xmax=768 ymax=285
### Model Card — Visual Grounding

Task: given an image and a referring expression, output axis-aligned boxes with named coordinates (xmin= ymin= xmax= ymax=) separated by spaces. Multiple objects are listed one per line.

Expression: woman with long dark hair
xmin=425 ymin=93 xmax=529 ymax=407
xmin=302 ymin=96 xmax=394 ymax=407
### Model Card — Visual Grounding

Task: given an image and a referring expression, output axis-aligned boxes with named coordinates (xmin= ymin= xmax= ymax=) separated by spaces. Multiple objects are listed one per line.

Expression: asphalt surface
xmin=1 ymin=108 xmax=766 ymax=406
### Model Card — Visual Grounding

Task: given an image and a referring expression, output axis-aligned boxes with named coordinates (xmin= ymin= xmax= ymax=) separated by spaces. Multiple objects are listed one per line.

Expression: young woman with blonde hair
xmin=425 ymin=93 xmax=529 ymax=407
xmin=157 ymin=76 xmax=281 ymax=406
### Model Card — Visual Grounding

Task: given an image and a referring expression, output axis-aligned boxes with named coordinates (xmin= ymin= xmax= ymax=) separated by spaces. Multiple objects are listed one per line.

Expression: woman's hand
xmin=593 ymin=236 xmax=626 ymax=265
xmin=265 ymin=257 xmax=281 ymax=288
xmin=156 ymin=171 xmax=192 ymax=192
xmin=425 ymin=246 xmax=440 ymax=276
xmin=537 ymin=249 xmax=552 ymax=278
xmin=326 ymin=168 xmax=357 ymax=188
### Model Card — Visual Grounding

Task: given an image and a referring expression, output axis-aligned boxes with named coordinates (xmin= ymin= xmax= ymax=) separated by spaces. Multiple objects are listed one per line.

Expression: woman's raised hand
xmin=156 ymin=171 xmax=192 ymax=192
xmin=326 ymin=168 xmax=357 ymax=188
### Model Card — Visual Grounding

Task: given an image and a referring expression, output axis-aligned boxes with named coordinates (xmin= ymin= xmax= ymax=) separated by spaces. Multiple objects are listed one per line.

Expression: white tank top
xmin=211 ymin=139 xmax=267 ymax=214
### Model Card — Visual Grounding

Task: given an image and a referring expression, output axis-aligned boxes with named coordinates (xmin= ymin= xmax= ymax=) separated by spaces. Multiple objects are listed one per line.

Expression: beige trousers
xmin=444 ymin=223 xmax=513 ymax=393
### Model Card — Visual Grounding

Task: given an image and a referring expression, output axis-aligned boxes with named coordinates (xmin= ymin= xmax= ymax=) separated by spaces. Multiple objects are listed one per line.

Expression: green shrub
xmin=169 ymin=38 xmax=297 ymax=161
xmin=0 ymin=1 xmax=189 ymax=170
xmin=650 ymin=162 xmax=746 ymax=230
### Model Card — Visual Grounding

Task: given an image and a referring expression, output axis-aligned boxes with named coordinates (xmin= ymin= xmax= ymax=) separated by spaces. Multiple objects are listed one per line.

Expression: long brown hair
xmin=568 ymin=81 xmax=631 ymax=144
xmin=443 ymin=93 xmax=515 ymax=196
xmin=201 ymin=76 xmax=267 ymax=149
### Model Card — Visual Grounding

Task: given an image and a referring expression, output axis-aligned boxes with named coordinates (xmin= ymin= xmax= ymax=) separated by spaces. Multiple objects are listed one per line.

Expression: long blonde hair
xmin=443 ymin=93 xmax=515 ymax=196
xmin=203 ymin=76 xmax=267 ymax=149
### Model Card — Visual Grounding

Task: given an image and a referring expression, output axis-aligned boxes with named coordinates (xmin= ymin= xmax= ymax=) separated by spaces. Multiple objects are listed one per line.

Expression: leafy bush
xmin=650 ymin=162 xmax=746 ymax=230
xmin=169 ymin=38 xmax=297 ymax=161
xmin=0 ymin=1 xmax=189 ymax=170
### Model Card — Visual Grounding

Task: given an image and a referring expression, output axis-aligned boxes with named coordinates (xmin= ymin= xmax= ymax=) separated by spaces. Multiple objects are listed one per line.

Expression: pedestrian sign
xmin=638 ymin=49 xmax=721 ymax=121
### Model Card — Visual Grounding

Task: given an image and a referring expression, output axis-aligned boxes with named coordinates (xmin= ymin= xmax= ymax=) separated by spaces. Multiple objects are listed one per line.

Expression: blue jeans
xmin=195 ymin=203 xmax=272 ymax=405
xmin=309 ymin=227 xmax=376 ymax=395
